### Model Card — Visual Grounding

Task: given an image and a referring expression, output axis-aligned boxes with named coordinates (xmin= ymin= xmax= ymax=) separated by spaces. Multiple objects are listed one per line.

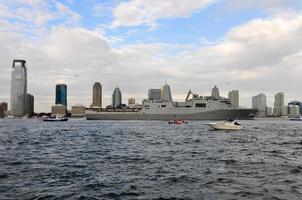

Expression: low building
xmin=265 ymin=106 xmax=273 ymax=116
xmin=282 ymin=106 xmax=288 ymax=116
xmin=288 ymin=101 xmax=302 ymax=115
xmin=128 ymin=98 xmax=135 ymax=105
xmin=71 ymin=105 xmax=86 ymax=118
xmin=25 ymin=93 xmax=34 ymax=115
xmin=0 ymin=102 xmax=8 ymax=118
xmin=51 ymin=104 xmax=66 ymax=116
xmin=289 ymin=105 xmax=300 ymax=118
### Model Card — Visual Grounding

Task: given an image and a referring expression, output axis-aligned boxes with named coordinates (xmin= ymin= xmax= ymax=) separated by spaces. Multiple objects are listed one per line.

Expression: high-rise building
xmin=11 ymin=60 xmax=27 ymax=117
xmin=112 ymin=87 xmax=122 ymax=108
xmin=55 ymin=84 xmax=67 ymax=107
xmin=211 ymin=86 xmax=220 ymax=99
xmin=91 ymin=82 xmax=102 ymax=107
xmin=228 ymin=90 xmax=239 ymax=108
xmin=161 ymin=82 xmax=172 ymax=102
xmin=128 ymin=98 xmax=135 ymax=105
xmin=0 ymin=102 xmax=8 ymax=118
xmin=148 ymin=89 xmax=161 ymax=101
xmin=25 ymin=93 xmax=34 ymax=115
xmin=252 ymin=93 xmax=267 ymax=117
xmin=273 ymin=92 xmax=285 ymax=116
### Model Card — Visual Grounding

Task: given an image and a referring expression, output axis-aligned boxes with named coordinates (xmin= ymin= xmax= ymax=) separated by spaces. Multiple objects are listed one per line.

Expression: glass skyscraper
xmin=112 ymin=87 xmax=122 ymax=108
xmin=11 ymin=60 xmax=27 ymax=117
xmin=55 ymin=84 xmax=67 ymax=107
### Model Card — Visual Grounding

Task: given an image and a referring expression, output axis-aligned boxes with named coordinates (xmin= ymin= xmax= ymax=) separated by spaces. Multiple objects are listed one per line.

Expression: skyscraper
xmin=161 ymin=82 xmax=172 ymax=102
xmin=11 ymin=60 xmax=27 ymax=117
xmin=228 ymin=90 xmax=239 ymax=108
xmin=211 ymin=86 xmax=220 ymax=99
xmin=91 ymin=82 xmax=102 ymax=107
xmin=148 ymin=89 xmax=161 ymax=101
xmin=55 ymin=84 xmax=67 ymax=107
xmin=112 ymin=87 xmax=122 ymax=108
xmin=273 ymin=92 xmax=285 ymax=116
xmin=252 ymin=93 xmax=267 ymax=117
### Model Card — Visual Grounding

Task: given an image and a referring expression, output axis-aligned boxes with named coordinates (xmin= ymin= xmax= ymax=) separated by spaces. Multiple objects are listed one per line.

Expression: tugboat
xmin=42 ymin=115 xmax=68 ymax=122
xmin=208 ymin=119 xmax=242 ymax=130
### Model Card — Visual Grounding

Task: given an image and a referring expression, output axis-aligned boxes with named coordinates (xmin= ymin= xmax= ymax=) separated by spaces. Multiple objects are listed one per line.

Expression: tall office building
xmin=228 ymin=90 xmax=239 ymax=108
xmin=11 ymin=60 xmax=27 ymax=117
xmin=55 ymin=84 xmax=67 ymax=107
xmin=273 ymin=92 xmax=285 ymax=116
xmin=0 ymin=102 xmax=8 ymax=118
xmin=211 ymin=86 xmax=220 ymax=99
xmin=91 ymin=82 xmax=102 ymax=107
xmin=25 ymin=94 xmax=34 ymax=115
xmin=252 ymin=93 xmax=267 ymax=117
xmin=112 ymin=87 xmax=122 ymax=108
xmin=148 ymin=89 xmax=161 ymax=101
xmin=161 ymin=83 xmax=172 ymax=102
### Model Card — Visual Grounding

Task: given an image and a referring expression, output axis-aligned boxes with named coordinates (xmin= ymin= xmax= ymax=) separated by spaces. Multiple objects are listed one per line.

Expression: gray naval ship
xmin=86 ymin=84 xmax=257 ymax=120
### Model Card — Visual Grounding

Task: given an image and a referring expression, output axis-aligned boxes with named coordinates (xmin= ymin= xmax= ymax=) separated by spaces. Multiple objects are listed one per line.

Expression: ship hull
xmin=86 ymin=109 xmax=257 ymax=120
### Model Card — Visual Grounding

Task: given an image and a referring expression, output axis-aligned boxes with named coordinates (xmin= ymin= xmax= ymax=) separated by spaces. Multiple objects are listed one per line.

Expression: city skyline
xmin=1 ymin=1 xmax=302 ymax=112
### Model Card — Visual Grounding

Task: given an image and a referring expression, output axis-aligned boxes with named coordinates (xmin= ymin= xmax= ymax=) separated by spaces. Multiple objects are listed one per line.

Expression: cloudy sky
xmin=1 ymin=0 xmax=302 ymax=112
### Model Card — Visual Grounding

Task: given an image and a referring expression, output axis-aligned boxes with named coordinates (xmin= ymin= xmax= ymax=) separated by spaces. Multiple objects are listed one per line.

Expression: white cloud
xmin=54 ymin=1 xmax=81 ymax=24
xmin=111 ymin=0 xmax=217 ymax=27
xmin=222 ymin=0 xmax=302 ymax=12
xmin=0 ymin=1 xmax=81 ymax=28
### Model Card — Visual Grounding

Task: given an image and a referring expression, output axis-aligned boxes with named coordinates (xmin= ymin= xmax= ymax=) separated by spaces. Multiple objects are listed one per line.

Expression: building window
xmin=196 ymin=103 xmax=206 ymax=107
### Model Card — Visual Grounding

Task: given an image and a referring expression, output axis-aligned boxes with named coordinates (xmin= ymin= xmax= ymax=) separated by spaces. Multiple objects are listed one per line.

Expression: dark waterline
xmin=0 ymin=118 xmax=302 ymax=200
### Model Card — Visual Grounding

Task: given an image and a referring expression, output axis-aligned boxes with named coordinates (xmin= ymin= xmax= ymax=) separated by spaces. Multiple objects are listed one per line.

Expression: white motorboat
xmin=208 ymin=120 xmax=242 ymax=130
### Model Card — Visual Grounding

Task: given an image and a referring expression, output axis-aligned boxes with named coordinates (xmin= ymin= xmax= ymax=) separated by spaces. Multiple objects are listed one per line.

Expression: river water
xmin=0 ymin=118 xmax=302 ymax=200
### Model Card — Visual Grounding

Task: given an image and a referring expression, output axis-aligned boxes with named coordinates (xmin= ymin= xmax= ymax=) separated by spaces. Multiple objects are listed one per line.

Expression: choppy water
xmin=0 ymin=118 xmax=302 ymax=200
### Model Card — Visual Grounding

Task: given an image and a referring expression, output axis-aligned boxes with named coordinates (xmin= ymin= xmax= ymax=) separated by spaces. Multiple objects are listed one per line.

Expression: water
xmin=0 ymin=118 xmax=302 ymax=200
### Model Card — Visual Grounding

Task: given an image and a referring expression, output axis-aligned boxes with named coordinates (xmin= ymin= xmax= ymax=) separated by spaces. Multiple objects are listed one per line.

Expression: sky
xmin=0 ymin=0 xmax=302 ymax=112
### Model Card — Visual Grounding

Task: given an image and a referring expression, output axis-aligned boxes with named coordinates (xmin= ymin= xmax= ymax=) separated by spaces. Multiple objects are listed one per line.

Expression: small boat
xmin=208 ymin=119 xmax=242 ymax=130
xmin=168 ymin=119 xmax=187 ymax=125
xmin=42 ymin=115 xmax=68 ymax=122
